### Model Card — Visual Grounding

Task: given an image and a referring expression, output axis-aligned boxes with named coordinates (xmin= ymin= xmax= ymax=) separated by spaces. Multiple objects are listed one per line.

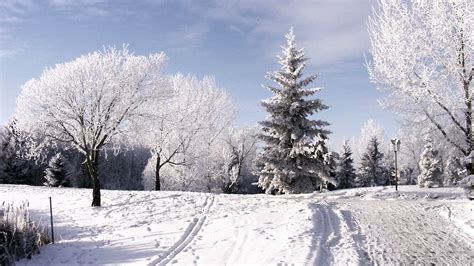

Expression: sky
xmin=0 ymin=0 xmax=397 ymax=149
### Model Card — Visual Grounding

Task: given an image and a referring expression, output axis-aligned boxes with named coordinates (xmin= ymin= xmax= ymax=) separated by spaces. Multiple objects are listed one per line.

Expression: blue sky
xmin=0 ymin=0 xmax=397 ymax=149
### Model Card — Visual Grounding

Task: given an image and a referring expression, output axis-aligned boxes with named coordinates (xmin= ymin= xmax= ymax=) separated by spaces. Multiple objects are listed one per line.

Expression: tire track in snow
xmin=148 ymin=195 xmax=215 ymax=266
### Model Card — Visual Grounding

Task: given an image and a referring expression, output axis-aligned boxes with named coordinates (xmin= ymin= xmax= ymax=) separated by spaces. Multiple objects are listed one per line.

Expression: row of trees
xmin=2 ymin=0 xmax=471 ymax=203
xmin=3 ymin=46 xmax=260 ymax=206
xmin=367 ymin=0 xmax=473 ymax=176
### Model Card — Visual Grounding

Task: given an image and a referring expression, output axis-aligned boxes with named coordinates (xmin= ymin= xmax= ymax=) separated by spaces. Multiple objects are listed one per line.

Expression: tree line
xmin=1 ymin=0 xmax=472 ymax=205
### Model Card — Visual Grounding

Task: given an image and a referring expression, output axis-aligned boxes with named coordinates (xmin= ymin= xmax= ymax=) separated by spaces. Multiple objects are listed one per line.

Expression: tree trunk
xmin=155 ymin=154 xmax=161 ymax=191
xmin=86 ymin=149 xmax=101 ymax=206
xmin=464 ymin=80 xmax=473 ymax=175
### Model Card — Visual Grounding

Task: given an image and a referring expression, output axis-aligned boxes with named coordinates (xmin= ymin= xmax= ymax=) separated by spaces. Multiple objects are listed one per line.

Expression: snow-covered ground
xmin=1 ymin=185 xmax=472 ymax=265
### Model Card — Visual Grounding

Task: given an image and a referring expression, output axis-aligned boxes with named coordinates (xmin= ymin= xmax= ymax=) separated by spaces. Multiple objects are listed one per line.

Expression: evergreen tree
xmin=0 ymin=121 xmax=31 ymax=184
xmin=444 ymin=154 xmax=463 ymax=186
xmin=355 ymin=136 xmax=387 ymax=187
xmin=417 ymin=137 xmax=443 ymax=188
xmin=44 ymin=153 xmax=69 ymax=187
xmin=336 ymin=141 xmax=356 ymax=189
xmin=255 ymin=28 xmax=330 ymax=194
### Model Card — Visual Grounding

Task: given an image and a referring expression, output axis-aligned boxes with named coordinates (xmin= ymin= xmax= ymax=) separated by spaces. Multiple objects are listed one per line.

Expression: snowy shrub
xmin=0 ymin=202 xmax=49 ymax=265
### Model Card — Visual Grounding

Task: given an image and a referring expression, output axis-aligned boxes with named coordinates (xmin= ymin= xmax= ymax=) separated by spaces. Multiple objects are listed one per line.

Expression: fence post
xmin=49 ymin=197 xmax=54 ymax=244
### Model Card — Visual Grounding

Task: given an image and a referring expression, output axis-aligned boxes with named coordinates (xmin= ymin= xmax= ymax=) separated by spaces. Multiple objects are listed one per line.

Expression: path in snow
xmin=343 ymin=199 xmax=474 ymax=264
xmin=0 ymin=185 xmax=472 ymax=265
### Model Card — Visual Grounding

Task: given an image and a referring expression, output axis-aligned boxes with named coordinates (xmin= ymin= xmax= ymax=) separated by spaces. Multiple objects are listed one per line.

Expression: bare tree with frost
xmin=215 ymin=127 xmax=258 ymax=193
xmin=14 ymin=46 xmax=168 ymax=206
xmin=368 ymin=0 xmax=474 ymax=174
xmin=255 ymin=28 xmax=330 ymax=194
xmin=139 ymin=73 xmax=234 ymax=191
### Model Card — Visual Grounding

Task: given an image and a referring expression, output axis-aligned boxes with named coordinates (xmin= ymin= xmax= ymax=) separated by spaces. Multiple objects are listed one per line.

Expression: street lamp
xmin=391 ymin=138 xmax=401 ymax=191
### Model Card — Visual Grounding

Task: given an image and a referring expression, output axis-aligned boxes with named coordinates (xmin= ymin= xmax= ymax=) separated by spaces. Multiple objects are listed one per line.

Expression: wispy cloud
xmin=0 ymin=0 xmax=376 ymax=63
xmin=183 ymin=0 xmax=375 ymax=66
xmin=153 ymin=23 xmax=210 ymax=54
xmin=0 ymin=0 xmax=38 ymax=57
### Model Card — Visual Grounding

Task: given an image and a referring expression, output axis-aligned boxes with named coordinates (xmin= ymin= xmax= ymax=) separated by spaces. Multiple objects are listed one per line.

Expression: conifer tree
xmin=0 ymin=120 xmax=31 ymax=184
xmin=44 ymin=153 xmax=69 ymax=187
xmin=336 ymin=141 xmax=356 ymax=189
xmin=445 ymin=154 xmax=463 ymax=186
xmin=418 ymin=137 xmax=443 ymax=188
xmin=355 ymin=136 xmax=387 ymax=187
xmin=255 ymin=28 xmax=330 ymax=194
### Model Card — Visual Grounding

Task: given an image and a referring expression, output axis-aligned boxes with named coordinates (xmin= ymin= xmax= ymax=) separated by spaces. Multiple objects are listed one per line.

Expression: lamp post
xmin=391 ymin=138 xmax=401 ymax=191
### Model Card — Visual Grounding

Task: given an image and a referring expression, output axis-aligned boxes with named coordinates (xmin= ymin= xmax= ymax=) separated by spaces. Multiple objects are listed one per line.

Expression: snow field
xmin=0 ymin=185 xmax=472 ymax=265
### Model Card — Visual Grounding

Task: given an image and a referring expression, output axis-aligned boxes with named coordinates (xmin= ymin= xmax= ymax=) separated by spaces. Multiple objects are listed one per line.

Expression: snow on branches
xmin=367 ymin=0 xmax=474 ymax=172
xmin=255 ymin=28 xmax=330 ymax=194
xmin=14 ymin=46 xmax=169 ymax=206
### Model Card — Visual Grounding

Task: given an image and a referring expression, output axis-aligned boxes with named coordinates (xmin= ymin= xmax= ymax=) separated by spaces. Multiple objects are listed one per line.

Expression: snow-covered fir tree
xmin=255 ymin=28 xmax=330 ymax=194
xmin=444 ymin=154 xmax=464 ymax=186
xmin=336 ymin=141 xmax=356 ymax=189
xmin=44 ymin=153 xmax=69 ymax=187
xmin=417 ymin=137 xmax=443 ymax=188
xmin=355 ymin=136 xmax=387 ymax=187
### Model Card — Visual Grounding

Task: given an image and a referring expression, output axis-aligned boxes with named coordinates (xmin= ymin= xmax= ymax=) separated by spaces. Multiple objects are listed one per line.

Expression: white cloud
xmin=0 ymin=0 xmax=377 ymax=63
xmin=186 ymin=0 xmax=376 ymax=66
xmin=154 ymin=23 xmax=211 ymax=53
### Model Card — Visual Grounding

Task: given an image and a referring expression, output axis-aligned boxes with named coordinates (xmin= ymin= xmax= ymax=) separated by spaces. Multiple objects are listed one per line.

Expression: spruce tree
xmin=336 ymin=141 xmax=356 ymax=189
xmin=44 ymin=153 xmax=69 ymax=187
xmin=355 ymin=136 xmax=387 ymax=187
xmin=417 ymin=137 xmax=443 ymax=188
xmin=445 ymin=154 xmax=463 ymax=186
xmin=255 ymin=28 xmax=330 ymax=194
xmin=0 ymin=121 xmax=31 ymax=184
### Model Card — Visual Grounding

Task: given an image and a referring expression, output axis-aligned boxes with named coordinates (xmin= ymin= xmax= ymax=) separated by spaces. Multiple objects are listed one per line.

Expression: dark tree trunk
xmin=155 ymin=154 xmax=161 ymax=191
xmin=86 ymin=149 xmax=101 ymax=206
xmin=464 ymin=81 xmax=474 ymax=175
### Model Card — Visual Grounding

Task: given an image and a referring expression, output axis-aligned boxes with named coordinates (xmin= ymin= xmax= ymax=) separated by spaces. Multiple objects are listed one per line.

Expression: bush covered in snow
xmin=0 ymin=202 xmax=49 ymax=265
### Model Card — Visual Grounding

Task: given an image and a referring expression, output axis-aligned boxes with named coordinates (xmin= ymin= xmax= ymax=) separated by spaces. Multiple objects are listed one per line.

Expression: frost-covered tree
xmin=445 ymin=154 xmax=464 ymax=185
xmin=336 ymin=141 xmax=356 ymax=189
xmin=138 ymin=73 xmax=234 ymax=191
xmin=368 ymin=0 xmax=474 ymax=174
xmin=352 ymin=118 xmax=388 ymax=164
xmin=255 ymin=28 xmax=330 ymax=194
xmin=356 ymin=136 xmax=388 ymax=187
xmin=44 ymin=153 xmax=69 ymax=187
xmin=418 ymin=137 xmax=444 ymax=188
xmin=215 ymin=127 xmax=258 ymax=193
xmin=14 ymin=46 xmax=168 ymax=206
xmin=0 ymin=120 xmax=40 ymax=185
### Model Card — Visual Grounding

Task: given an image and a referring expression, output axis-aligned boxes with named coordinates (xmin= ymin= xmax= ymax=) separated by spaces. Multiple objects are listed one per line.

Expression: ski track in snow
xmin=307 ymin=200 xmax=370 ymax=265
xmin=148 ymin=195 xmax=215 ymax=265
xmin=0 ymin=185 xmax=472 ymax=265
